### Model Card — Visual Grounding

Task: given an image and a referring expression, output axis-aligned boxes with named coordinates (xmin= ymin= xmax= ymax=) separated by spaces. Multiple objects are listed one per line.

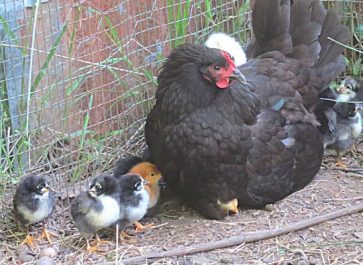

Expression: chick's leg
xmin=335 ymin=152 xmax=346 ymax=168
xmin=21 ymin=226 xmax=36 ymax=248
xmin=120 ymin=231 xmax=134 ymax=239
xmin=37 ymin=221 xmax=57 ymax=244
xmin=134 ymin=221 xmax=155 ymax=232
xmin=120 ymin=231 xmax=138 ymax=243
xmin=85 ymin=234 xmax=112 ymax=252
xmin=351 ymin=144 xmax=358 ymax=154
xmin=86 ymin=238 xmax=98 ymax=252
xmin=94 ymin=233 xmax=112 ymax=245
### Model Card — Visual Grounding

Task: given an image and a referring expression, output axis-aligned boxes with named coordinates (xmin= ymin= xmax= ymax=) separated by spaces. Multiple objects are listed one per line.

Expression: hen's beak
xmin=231 ymin=68 xmax=247 ymax=84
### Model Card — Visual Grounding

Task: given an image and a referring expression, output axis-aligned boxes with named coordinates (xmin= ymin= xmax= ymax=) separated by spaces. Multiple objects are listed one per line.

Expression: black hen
xmin=145 ymin=0 xmax=350 ymax=219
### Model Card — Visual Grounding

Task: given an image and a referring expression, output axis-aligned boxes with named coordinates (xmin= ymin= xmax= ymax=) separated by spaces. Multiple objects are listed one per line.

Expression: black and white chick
xmin=13 ymin=174 xmax=55 ymax=247
xmin=205 ymin=32 xmax=247 ymax=67
xmin=71 ymin=173 xmax=122 ymax=252
xmin=323 ymin=102 xmax=362 ymax=167
xmin=336 ymin=76 xmax=363 ymax=104
xmin=114 ymin=173 xmax=149 ymax=239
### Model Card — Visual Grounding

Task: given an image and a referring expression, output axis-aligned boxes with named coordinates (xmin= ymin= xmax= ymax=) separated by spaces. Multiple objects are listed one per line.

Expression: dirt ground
xmin=0 ymin=150 xmax=362 ymax=265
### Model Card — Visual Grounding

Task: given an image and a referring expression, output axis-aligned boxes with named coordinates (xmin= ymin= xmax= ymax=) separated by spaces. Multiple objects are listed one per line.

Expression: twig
xmin=320 ymin=97 xmax=363 ymax=104
xmin=327 ymin=37 xmax=363 ymax=54
xmin=346 ymin=173 xmax=363 ymax=179
xmin=113 ymin=203 xmax=363 ymax=264
xmin=115 ymin=224 xmax=119 ymax=265
xmin=25 ymin=0 xmax=41 ymax=166
xmin=328 ymin=167 xmax=363 ymax=174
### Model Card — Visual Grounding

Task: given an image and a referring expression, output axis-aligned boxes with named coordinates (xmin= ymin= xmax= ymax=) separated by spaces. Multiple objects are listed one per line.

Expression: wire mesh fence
xmin=0 ymin=0 xmax=362 ymax=228
xmin=0 ymin=0 xmax=254 ymax=213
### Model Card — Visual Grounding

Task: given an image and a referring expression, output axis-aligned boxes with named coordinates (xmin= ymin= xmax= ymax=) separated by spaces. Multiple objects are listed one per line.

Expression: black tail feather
xmin=246 ymin=0 xmax=292 ymax=57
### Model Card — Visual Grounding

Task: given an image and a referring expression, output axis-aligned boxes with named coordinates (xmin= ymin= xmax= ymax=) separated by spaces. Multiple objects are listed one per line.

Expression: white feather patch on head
xmin=205 ymin=32 xmax=247 ymax=66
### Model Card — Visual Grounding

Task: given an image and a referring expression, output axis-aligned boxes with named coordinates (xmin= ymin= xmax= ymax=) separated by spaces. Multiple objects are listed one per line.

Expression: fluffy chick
xmin=127 ymin=162 xmax=163 ymax=231
xmin=205 ymin=32 xmax=247 ymax=66
xmin=13 ymin=175 xmax=55 ymax=247
xmin=71 ymin=174 xmax=122 ymax=252
xmin=115 ymin=174 xmax=149 ymax=238
xmin=336 ymin=76 xmax=363 ymax=103
xmin=128 ymin=162 xmax=162 ymax=209
xmin=323 ymin=102 xmax=362 ymax=167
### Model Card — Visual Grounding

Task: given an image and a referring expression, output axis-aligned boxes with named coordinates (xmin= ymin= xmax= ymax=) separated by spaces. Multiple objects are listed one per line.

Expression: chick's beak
xmin=231 ymin=68 xmax=247 ymax=84
xmin=337 ymin=85 xmax=350 ymax=94
xmin=89 ymin=186 xmax=97 ymax=196
xmin=142 ymin=179 xmax=149 ymax=186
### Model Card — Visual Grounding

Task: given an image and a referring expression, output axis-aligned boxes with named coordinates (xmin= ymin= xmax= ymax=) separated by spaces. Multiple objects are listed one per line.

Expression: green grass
xmin=167 ymin=0 xmax=192 ymax=48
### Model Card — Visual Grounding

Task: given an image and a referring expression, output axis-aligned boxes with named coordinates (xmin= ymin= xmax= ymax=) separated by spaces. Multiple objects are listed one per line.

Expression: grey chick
xmin=13 ymin=174 xmax=55 ymax=247
xmin=71 ymin=173 xmax=122 ymax=252
xmin=336 ymin=76 xmax=363 ymax=104
xmin=114 ymin=173 xmax=149 ymax=239
xmin=323 ymin=102 xmax=362 ymax=167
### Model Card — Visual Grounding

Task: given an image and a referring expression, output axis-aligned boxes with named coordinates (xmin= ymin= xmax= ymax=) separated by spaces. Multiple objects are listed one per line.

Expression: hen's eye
xmin=214 ymin=65 xmax=220 ymax=71
xmin=150 ymin=172 xmax=155 ymax=177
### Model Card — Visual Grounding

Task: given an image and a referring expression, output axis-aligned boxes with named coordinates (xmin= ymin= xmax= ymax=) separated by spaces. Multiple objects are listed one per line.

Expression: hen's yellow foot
xmin=217 ymin=198 xmax=239 ymax=214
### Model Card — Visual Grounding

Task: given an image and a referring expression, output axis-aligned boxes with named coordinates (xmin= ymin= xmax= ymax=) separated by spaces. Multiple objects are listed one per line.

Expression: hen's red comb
xmin=221 ymin=51 xmax=235 ymax=68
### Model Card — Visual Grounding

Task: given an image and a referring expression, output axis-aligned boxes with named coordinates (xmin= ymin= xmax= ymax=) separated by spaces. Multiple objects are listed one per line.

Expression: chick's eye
xmin=346 ymin=84 xmax=353 ymax=91
xmin=95 ymin=183 xmax=102 ymax=191
xmin=150 ymin=172 xmax=155 ymax=177
xmin=214 ymin=65 xmax=220 ymax=71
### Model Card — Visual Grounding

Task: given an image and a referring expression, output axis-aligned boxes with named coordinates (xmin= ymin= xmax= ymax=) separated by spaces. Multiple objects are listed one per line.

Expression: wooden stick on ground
xmin=328 ymin=167 xmax=363 ymax=174
xmin=115 ymin=203 xmax=363 ymax=265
